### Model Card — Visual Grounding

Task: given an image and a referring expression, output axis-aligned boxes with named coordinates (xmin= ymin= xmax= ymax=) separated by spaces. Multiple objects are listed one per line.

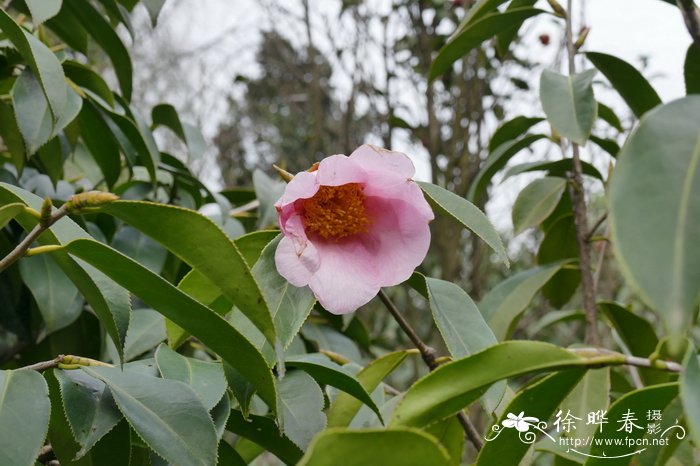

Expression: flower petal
xmin=307 ymin=238 xmax=381 ymax=314
xmin=316 ymin=154 xmax=367 ymax=186
xmin=274 ymin=214 xmax=320 ymax=287
xmin=276 ymin=170 xmax=319 ymax=208
xmin=349 ymin=144 xmax=416 ymax=179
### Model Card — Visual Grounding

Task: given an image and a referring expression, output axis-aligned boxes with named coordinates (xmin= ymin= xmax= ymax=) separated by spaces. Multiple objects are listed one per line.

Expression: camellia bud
xmin=546 ymin=0 xmax=567 ymax=18
xmin=39 ymin=197 xmax=53 ymax=226
xmin=66 ymin=191 xmax=119 ymax=211
xmin=575 ymin=26 xmax=590 ymax=50
xmin=272 ymin=164 xmax=294 ymax=182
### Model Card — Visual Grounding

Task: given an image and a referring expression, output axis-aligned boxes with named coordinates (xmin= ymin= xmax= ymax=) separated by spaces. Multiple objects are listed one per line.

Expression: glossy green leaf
xmin=609 ymin=97 xmax=700 ymax=345
xmin=461 ymin=0 xmax=510 ymax=24
xmin=79 ymin=103 xmax=121 ymax=188
xmin=226 ymin=410 xmax=303 ymax=464
xmin=0 ymin=100 xmax=25 ymax=171
xmin=210 ymin=393 xmax=230 ymax=440
xmin=681 ymin=348 xmax=700 ymax=449
xmin=0 ymin=8 xmax=68 ymax=120
xmin=218 ymin=441 xmax=247 ymax=466
xmin=122 ymin=309 xmax=165 ymax=361
xmin=20 ymin=253 xmax=82 ymax=333
xmin=540 ymin=69 xmax=597 ymax=145
xmin=598 ymin=302 xmax=665 ymax=385
xmin=112 ymin=226 xmax=167 ymax=274
xmin=25 ymin=0 xmax=62 ymax=24
xmin=44 ymin=6 xmax=88 ymax=54
xmin=418 ymin=181 xmax=508 ymax=266
xmin=66 ymin=0 xmax=132 ymax=100
xmin=586 ymin=52 xmax=662 ymax=118
xmin=54 ymin=369 xmax=122 ymax=458
xmin=0 ymin=202 xmax=25 ymax=229
xmin=537 ymin=215 xmax=580 ymax=308
xmin=142 ymin=0 xmax=167 ymax=25
xmin=589 ymin=135 xmax=620 ymax=157
xmin=0 ymin=370 xmax=51 ymax=466
xmin=390 ymin=341 xmax=593 ymax=428
xmin=299 ymin=428 xmax=451 ymax=466
xmin=82 ymin=366 xmax=217 ymax=466
xmin=64 ymin=61 xmax=114 ymax=108
xmin=235 ymin=230 xmax=279 ymax=266
xmin=155 ymin=344 xmax=227 ymax=410
xmin=504 ymin=159 xmax=604 ymax=182
xmin=151 ymin=104 xmax=206 ymax=160
xmin=559 ymin=368 xmax=610 ymax=453
xmin=286 ymin=353 xmax=381 ymax=419
xmin=328 ymin=350 xmax=412 ymax=427
xmin=597 ymin=101 xmax=624 ymax=132
xmin=279 ymin=371 xmax=327 ymax=449
xmin=103 ymin=201 xmax=275 ymax=343
xmin=99 ymin=105 xmax=158 ymax=180
xmin=584 ymin=383 xmax=679 ymax=466
xmin=476 ymin=369 xmax=587 ymax=466
xmin=253 ymin=236 xmax=315 ymax=348
xmin=512 ymin=177 xmax=567 ymax=234
xmin=488 ymin=116 xmax=544 ymax=152
xmin=59 ymin=238 xmax=277 ymax=410
xmin=468 ymin=134 xmax=547 ymax=203
xmin=685 ymin=44 xmax=700 ymax=95
xmin=429 ymin=9 xmax=545 ymax=81
xmin=481 ymin=261 xmax=569 ymax=340
xmin=495 ymin=0 xmax=538 ymax=57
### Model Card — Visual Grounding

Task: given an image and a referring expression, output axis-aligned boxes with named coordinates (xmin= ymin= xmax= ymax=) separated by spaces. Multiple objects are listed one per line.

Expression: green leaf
xmin=54 ymin=369 xmax=122 ymax=458
xmin=495 ymin=0 xmax=538 ymax=57
xmin=25 ymin=0 xmax=62 ymax=24
xmin=609 ymin=97 xmax=700 ymax=346
xmin=279 ymin=371 xmax=327 ymax=449
xmin=45 ymin=7 xmax=88 ymax=54
xmin=253 ymin=169 xmax=285 ymax=229
xmin=59 ymin=238 xmax=277 ymax=410
xmin=122 ymin=309 xmax=165 ymax=361
xmin=597 ymin=101 xmax=624 ymax=132
xmin=504 ymin=159 xmax=604 ymax=182
xmin=476 ymin=369 xmax=586 ymax=466
xmin=82 ymin=366 xmax=217 ymax=466
xmin=685 ymin=44 xmax=700 ymax=95
xmin=79 ymin=103 xmax=121 ymax=188
xmin=0 ymin=370 xmax=51 ymax=466
xmin=424 ymin=276 xmax=504 ymax=412
xmin=0 ymin=183 xmax=131 ymax=360
xmin=488 ymin=116 xmax=544 ymax=152
xmin=210 ymin=393 xmax=230 ymax=440
xmin=64 ymin=61 xmax=114 ymax=108
xmin=540 ymin=69 xmax=597 ymax=145
xmin=512 ymin=177 xmax=567 ymax=234
xmin=468 ymin=134 xmax=547 ymax=203
xmin=390 ymin=341 xmax=591 ymax=428
xmin=429 ymin=9 xmax=545 ymax=81
xmin=227 ymin=410 xmax=303 ymax=463
xmin=537 ymin=215 xmax=580 ymax=308
xmin=103 ymin=201 xmax=275 ymax=343
xmin=586 ymin=52 xmax=662 ymax=118
xmin=142 ymin=0 xmax=167 ymax=25
xmin=298 ymin=428 xmax=451 ymax=466
xmin=462 ymin=0 xmax=510 ymax=24
xmin=235 ymin=230 xmax=279 ymax=266
xmin=20 ymin=253 xmax=83 ymax=333
xmin=155 ymin=344 xmax=227 ymax=410
xmin=480 ymin=261 xmax=569 ymax=340
xmin=66 ymin=0 xmax=132 ymax=100
xmin=584 ymin=383 xmax=679 ymax=466
xmin=418 ymin=181 xmax=508 ymax=267
xmin=285 ymin=353 xmax=381 ymax=420
xmin=598 ymin=302 xmax=666 ymax=385
xmin=0 ymin=100 xmax=26 ymax=171
xmin=151 ymin=104 xmax=206 ymax=160
xmin=112 ymin=226 xmax=167 ymax=274
xmin=559 ymin=368 xmax=610 ymax=453
xmin=218 ymin=441 xmax=247 ymax=466
xmin=589 ymin=135 xmax=620 ymax=158
xmin=0 ymin=202 xmax=25 ymax=229
xmin=424 ymin=418 xmax=463 ymax=466
xmin=681 ymin=347 xmax=700 ymax=449
xmin=253 ymin=236 xmax=315 ymax=348
xmin=0 ymin=8 xmax=68 ymax=120
xmin=327 ymin=350 xmax=413 ymax=427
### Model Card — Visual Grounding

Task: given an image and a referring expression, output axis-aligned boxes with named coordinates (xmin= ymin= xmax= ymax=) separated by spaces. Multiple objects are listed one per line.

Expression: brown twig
xmin=565 ymin=0 xmax=600 ymax=346
xmin=16 ymin=355 xmax=63 ymax=372
xmin=677 ymin=0 xmax=700 ymax=48
xmin=378 ymin=290 xmax=484 ymax=451
xmin=0 ymin=203 xmax=68 ymax=273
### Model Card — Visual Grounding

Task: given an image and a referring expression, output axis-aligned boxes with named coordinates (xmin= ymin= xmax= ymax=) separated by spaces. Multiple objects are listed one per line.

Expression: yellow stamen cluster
xmin=303 ymin=183 xmax=370 ymax=240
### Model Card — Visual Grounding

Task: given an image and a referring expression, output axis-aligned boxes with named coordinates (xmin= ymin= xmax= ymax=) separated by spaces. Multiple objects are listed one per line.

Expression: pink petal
xmin=274 ymin=214 xmax=320 ymax=287
xmin=275 ymin=170 xmax=319 ymax=208
xmin=364 ymin=179 xmax=434 ymax=224
xmin=359 ymin=194 xmax=432 ymax=286
xmin=315 ymin=154 xmax=367 ymax=186
xmin=308 ymin=237 xmax=381 ymax=314
xmin=349 ymin=144 xmax=416 ymax=180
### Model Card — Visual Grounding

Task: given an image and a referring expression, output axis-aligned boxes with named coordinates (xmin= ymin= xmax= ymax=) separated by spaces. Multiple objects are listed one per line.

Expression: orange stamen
xmin=302 ymin=183 xmax=370 ymax=240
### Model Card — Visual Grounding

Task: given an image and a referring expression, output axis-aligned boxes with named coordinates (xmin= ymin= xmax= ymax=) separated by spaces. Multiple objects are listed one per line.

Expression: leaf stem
xmin=378 ymin=289 xmax=484 ymax=451
xmin=564 ymin=0 xmax=600 ymax=346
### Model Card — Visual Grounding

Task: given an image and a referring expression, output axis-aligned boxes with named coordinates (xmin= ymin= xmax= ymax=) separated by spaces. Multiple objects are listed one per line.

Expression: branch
xmin=16 ymin=355 xmax=63 ymax=372
xmin=17 ymin=354 xmax=113 ymax=372
xmin=678 ymin=0 xmax=700 ymax=48
xmin=378 ymin=290 xmax=484 ymax=451
xmin=570 ymin=348 xmax=683 ymax=372
xmin=564 ymin=0 xmax=600 ymax=346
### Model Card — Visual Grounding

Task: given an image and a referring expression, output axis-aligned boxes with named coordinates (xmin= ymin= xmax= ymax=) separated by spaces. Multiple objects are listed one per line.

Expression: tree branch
xmin=378 ymin=290 xmax=484 ymax=451
xmin=677 ymin=0 xmax=700 ymax=48
xmin=565 ymin=0 xmax=600 ymax=346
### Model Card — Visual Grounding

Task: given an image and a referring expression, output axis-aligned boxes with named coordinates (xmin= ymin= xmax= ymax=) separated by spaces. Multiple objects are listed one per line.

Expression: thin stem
xmin=570 ymin=347 xmax=683 ymax=373
xmin=565 ymin=0 xmax=599 ymax=346
xmin=378 ymin=289 xmax=484 ymax=451
xmin=16 ymin=355 xmax=63 ymax=372
xmin=677 ymin=0 xmax=700 ymax=48
xmin=0 ymin=204 xmax=68 ymax=273
xmin=586 ymin=213 xmax=607 ymax=242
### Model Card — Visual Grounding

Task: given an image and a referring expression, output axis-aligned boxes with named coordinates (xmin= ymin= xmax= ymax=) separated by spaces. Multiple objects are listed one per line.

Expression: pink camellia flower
xmin=274 ymin=144 xmax=434 ymax=314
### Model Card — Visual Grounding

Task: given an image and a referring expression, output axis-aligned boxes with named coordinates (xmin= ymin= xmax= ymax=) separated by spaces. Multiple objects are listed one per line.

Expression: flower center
xmin=302 ymin=183 xmax=370 ymax=240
